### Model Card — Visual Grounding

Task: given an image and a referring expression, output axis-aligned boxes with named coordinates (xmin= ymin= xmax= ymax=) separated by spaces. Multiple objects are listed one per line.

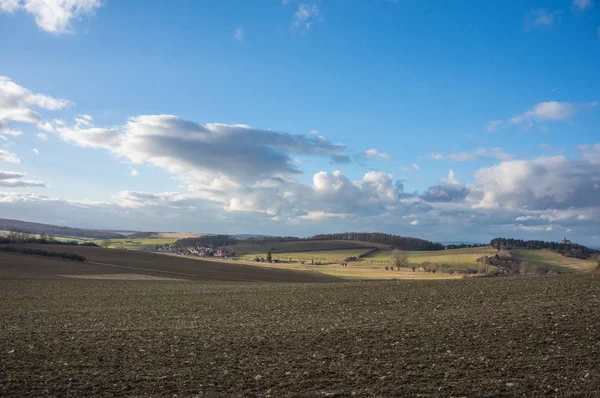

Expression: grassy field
xmin=513 ymin=249 xmax=598 ymax=272
xmin=187 ymin=256 xmax=461 ymax=280
xmin=360 ymin=246 xmax=497 ymax=269
xmin=237 ymin=248 xmax=375 ymax=264
xmin=226 ymin=239 xmax=389 ymax=255
xmin=91 ymin=237 xmax=178 ymax=249
xmin=1 ymin=254 xmax=599 ymax=396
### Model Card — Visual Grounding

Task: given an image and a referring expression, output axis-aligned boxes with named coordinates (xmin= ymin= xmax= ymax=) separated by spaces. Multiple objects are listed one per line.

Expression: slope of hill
xmin=227 ymin=239 xmax=390 ymax=255
xmin=513 ymin=249 xmax=598 ymax=272
xmin=6 ymin=244 xmax=340 ymax=283
xmin=0 ymin=218 xmax=126 ymax=239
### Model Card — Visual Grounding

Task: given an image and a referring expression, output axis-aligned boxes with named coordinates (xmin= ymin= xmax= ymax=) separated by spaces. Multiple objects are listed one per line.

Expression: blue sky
xmin=0 ymin=0 xmax=599 ymax=245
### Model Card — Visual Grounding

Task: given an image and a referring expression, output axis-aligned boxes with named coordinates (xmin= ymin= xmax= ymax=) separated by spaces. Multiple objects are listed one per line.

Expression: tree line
xmin=176 ymin=234 xmax=239 ymax=247
xmin=0 ymin=245 xmax=86 ymax=262
xmin=311 ymin=232 xmax=445 ymax=251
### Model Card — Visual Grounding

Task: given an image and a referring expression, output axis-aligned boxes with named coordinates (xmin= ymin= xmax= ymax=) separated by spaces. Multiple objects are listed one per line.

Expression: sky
xmin=0 ymin=0 xmax=599 ymax=245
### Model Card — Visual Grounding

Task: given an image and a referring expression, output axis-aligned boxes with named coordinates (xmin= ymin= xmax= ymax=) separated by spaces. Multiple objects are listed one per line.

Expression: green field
xmin=513 ymin=249 xmax=598 ymax=272
xmin=92 ymin=237 xmax=178 ymax=249
xmin=354 ymin=246 xmax=497 ymax=271
xmin=233 ymin=245 xmax=498 ymax=274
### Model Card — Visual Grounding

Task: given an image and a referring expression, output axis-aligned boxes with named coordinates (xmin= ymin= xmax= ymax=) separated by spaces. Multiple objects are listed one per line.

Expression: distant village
xmin=153 ymin=243 xmax=234 ymax=259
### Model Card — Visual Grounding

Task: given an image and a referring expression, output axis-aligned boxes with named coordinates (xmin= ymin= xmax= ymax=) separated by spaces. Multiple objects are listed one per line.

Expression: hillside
xmin=513 ymin=249 xmax=598 ymax=273
xmin=6 ymin=244 xmax=340 ymax=283
xmin=0 ymin=218 xmax=126 ymax=239
xmin=226 ymin=239 xmax=390 ymax=255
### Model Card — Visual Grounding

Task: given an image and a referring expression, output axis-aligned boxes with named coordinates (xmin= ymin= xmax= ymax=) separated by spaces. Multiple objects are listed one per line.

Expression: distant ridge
xmin=0 ymin=218 xmax=128 ymax=240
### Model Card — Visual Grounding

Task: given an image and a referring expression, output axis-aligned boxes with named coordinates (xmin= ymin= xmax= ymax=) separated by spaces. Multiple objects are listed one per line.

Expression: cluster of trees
xmin=311 ymin=232 xmax=444 ymax=251
xmin=445 ymin=243 xmax=488 ymax=250
xmin=176 ymin=235 xmax=238 ymax=247
xmin=0 ymin=245 xmax=86 ymax=262
xmin=490 ymin=238 xmax=598 ymax=260
xmin=243 ymin=236 xmax=299 ymax=244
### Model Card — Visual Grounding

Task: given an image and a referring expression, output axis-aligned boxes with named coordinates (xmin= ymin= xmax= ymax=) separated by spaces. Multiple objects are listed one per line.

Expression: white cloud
xmin=411 ymin=162 xmax=420 ymax=171
xmin=486 ymin=119 xmax=503 ymax=133
xmin=0 ymin=149 xmax=20 ymax=163
xmin=0 ymin=0 xmax=102 ymax=34
xmin=0 ymin=76 xmax=70 ymax=138
xmin=362 ymin=148 xmax=392 ymax=160
xmin=234 ymin=26 xmax=244 ymax=41
xmin=410 ymin=220 xmax=419 ymax=225
xmin=573 ymin=0 xmax=593 ymax=10
xmin=54 ymin=115 xmax=350 ymax=186
xmin=292 ymin=3 xmax=320 ymax=33
xmin=469 ymin=151 xmax=600 ymax=211
xmin=130 ymin=168 xmax=139 ymax=177
xmin=0 ymin=170 xmax=46 ymax=187
xmin=31 ymin=148 xmax=39 ymax=154
xmin=36 ymin=132 xmax=48 ymax=140
xmin=510 ymin=101 xmax=597 ymax=127
xmin=428 ymin=148 xmax=514 ymax=162
xmin=528 ymin=9 xmax=561 ymax=28
xmin=75 ymin=114 xmax=93 ymax=127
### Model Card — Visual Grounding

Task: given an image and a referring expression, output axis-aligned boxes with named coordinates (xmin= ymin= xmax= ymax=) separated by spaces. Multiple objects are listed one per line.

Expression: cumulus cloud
xmin=291 ymin=3 xmax=320 ymax=33
xmin=428 ymin=148 xmax=515 ymax=162
xmin=54 ymin=115 xmax=349 ymax=186
xmin=362 ymin=148 xmax=392 ymax=160
xmin=36 ymin=132 xmax=48 ymax=140
xmin=421 ymin=170 xmax=469 ymax=203
xmin=0 ymin=0 xmax=102 ymax=34
xmin=469 ymin=153 xmax=600 ymax=210
xmin=0 ymin=170 xmax=46 ymax=187
xmin=0 ymin=149 xmax=20 ymax=163
xmin=31 ymin=148 xmax=39 ymax=154
xmin=130 ymin=168 xmax=139 ymax=177
xmin=411 ymin=162 xmax=420 ymax=171
xmin=0 ymin=76 xmax=70 ymax=138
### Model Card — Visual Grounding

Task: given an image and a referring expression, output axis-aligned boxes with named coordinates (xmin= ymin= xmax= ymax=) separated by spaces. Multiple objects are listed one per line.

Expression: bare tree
xmin=391 ymin=250 xmax=408 ymax=271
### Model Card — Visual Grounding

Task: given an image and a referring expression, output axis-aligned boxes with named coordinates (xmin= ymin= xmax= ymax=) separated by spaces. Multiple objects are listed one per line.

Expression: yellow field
xmin=513 ymin=249 xmax=597 ymax=272
xmin=177 ymin=254 xmax=462 ymax=280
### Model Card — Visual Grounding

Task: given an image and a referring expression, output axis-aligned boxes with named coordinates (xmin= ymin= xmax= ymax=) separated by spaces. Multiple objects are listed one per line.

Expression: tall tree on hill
xmin=391 ymin=250 xmax=408 ymax=271
xmin=266 ymin=251 xmax=272 ymax=263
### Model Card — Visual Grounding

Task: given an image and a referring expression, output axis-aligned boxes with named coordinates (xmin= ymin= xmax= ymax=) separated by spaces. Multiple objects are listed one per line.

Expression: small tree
xmin=391 ymin=249 xmax=408 ymax=271
xmin=266 ymin=251 xmax=272 ymax=263
xmin=101 ymin=239 xmax=111 ymax=248
xmin=424 ymin=262 xmax=438 ymax=273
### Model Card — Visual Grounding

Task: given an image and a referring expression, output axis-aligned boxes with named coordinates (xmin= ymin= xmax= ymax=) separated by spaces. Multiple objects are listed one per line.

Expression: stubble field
xmin=1 ymin=250 xmax=599 ymax=397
